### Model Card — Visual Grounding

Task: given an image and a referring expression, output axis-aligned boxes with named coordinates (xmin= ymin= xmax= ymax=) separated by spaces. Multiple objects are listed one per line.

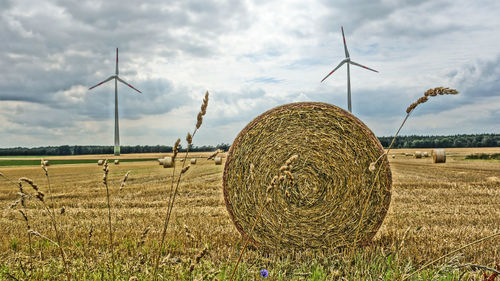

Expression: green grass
xmin=0 ymin=158 xmax=158 ymax=166
xmin=0 ymin=155 xmax=59 ymax=158
xmin=0 ymin=253 xmax=480 ymax=280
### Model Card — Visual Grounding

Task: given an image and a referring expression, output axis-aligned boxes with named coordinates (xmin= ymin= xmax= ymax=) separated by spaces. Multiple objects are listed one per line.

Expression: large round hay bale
xmin=223 ymin=102 xmax=392 ymax=249
xmin=97 ymin=160 xmax=104 ymax=166
xmin=214 ymin=156 xmax=222 ymax=165
xmin=190 ymin=158 xmax=197 ymax=165
xmin=158 ymin=158 xmax=165 ymax=165
xmin=163 ymin=157 xmax=174 ymax=168
xmin=432 ymin=149 xmax=446 ymax=163
xmin=114 ymin=159 xmax=120 ymax=165
xmin=423 ymin=151 xmax=429 ymax=157
xmin=414 ymin=151 xmax=422 ymax=158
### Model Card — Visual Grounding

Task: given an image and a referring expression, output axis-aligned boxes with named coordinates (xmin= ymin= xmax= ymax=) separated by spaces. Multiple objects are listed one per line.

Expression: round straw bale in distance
xmin=97 ymin=160 xmax=104 ymax=166
xmin=414 ymin=151 xmax=422 ymax=158
xmin=190 ymin=158 xmax=197 ymax=164
xmin=214 ymin=156 xmax=222 ymax=165
xmin=223 ymin=102 xmax=392 ymax=249
xmin=163 ymin=157 xmax=174 ymax=168
xmin=114 ymin=159 xmax=119 ymax=165
xmin=423 ymin=151 xmax=429 ymax=157
xmin=432 ymin=149 xmax=446 ymax=163
xmin=158 ymin=158 xmax=165 ymax=165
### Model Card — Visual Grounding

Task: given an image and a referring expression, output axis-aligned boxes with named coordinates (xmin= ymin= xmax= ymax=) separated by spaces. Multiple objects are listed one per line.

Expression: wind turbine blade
xmin=321 ymin=60 xmax=346 ymax=82
xmin=116 ymin=48 xmax=119 ymax=75
xmin=349 ymin=60 xmax=379 ymax=73
xmin=341 ymin=26 xmax=350 ymax=58
xmin=117 ymin=77 xmax=142 ymax=93
xmin=89 ymin=76 xmax=115 ymax=90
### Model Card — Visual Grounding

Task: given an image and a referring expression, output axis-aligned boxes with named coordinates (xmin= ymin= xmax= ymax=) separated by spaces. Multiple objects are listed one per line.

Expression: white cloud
xmin=0 ymin=0 xmax=498 ymax=147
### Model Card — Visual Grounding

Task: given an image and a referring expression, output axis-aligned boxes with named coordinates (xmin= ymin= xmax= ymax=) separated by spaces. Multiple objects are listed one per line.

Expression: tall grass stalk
xmin=40 ymin=160 xmax=70 ymax=279
xmin=4 ymin=173 xmax=34 ymax=272
xmin=17 ymin=177 xmax=71 ymax=281
xmin=102 ymin=160 xmax=115 ymax=281
xmin=353 ymin=87 xmax=459 ymax=251
xmin=41 ymin=159 xmax=52 ymax=204
xmin=153 ymin=91 xmax=209 ymax=280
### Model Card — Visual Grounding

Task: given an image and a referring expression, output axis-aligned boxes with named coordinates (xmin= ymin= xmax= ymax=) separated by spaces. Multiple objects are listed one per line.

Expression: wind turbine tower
xmin=321 ymin=26 xmax=378 ymax=113
xmin=89 ymin=48 xmax=142 ymax=156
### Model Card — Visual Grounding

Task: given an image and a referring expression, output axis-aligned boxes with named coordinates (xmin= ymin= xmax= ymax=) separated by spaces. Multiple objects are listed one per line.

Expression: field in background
xmin=0 ymin=152 xmax=216 ymax=167
xmin=0 ymin=152 xmax=213 ymax=160
xmin=0 ymin=148 xmax=499 ymax=280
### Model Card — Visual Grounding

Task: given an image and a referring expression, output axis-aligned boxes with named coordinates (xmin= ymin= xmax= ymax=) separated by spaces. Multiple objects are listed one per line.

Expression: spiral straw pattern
xmin=223 ymin=102 xmax=392 ymax=249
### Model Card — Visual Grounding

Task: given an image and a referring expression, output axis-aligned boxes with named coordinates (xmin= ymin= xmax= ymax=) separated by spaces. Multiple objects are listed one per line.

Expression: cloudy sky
xmin=1 ymin=0 xmax=499 ymax=148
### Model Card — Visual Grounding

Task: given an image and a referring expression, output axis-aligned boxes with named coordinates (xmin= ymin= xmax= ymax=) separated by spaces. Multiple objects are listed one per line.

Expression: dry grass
xmin=0 ymin=148 xmax=498 ymax=279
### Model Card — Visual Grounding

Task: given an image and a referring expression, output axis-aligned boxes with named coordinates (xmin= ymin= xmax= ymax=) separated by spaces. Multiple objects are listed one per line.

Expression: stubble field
xmin=0 ymin=148 xmax=499 ymax=280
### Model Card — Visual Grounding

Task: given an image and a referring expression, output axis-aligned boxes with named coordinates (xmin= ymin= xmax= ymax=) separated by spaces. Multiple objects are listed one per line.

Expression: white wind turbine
xmin=89 ymin=48 xmax=142 ymax=156
xmin=321 ymin=26 xmax=378 ymax=113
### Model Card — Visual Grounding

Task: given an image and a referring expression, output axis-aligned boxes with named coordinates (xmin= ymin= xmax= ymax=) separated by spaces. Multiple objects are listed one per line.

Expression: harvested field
xmin=0 ymin=148 xmax=499 ymax=280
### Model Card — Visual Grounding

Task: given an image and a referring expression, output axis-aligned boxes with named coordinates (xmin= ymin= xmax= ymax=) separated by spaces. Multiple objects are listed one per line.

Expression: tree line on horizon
xmin=377 ymin=133 xmax=498 ymax=149
xmin=0 ymin=134 xmax=498 ymax=156
xmin=0 ymin=143 xmax=231 ymax=156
